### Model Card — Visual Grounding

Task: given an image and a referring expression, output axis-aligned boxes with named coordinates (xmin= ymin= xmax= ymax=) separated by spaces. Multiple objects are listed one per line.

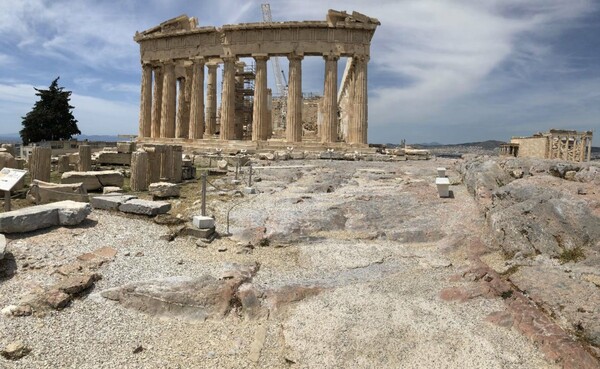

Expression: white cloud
xmin=0 ymin=0 xmax=598 ymax=143
xmin=68 ymin=94 xmax=138 ymax=135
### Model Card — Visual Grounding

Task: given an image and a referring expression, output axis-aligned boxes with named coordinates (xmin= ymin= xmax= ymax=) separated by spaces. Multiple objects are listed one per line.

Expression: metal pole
xmin=248 ymin=163 xmax=253 ymax=187
xmin=201 ymin=171 xmax=207 ymax=216
xmin=235 ymin=157 xmax=240 ymax=180
xmin=4 ymin=191 xmax=10 ymax=212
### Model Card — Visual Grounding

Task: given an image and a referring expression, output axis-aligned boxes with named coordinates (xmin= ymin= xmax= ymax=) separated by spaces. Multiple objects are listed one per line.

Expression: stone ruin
xmin=134 ymin=10 xmax=380 ymax=150
xmin=500 ymin=129 xmax=593 ymax=163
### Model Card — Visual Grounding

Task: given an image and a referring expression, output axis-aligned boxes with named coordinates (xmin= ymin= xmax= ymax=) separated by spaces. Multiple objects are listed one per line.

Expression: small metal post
xmin=201 ymin=171 xmax=207 ymax=216
xmin=4 ymin=191 xmax=11 ymax=212
xmin=248 ymin=163 xmax=253 ymax=187
xmin=235 ymin=157 xmax=240 ymax=180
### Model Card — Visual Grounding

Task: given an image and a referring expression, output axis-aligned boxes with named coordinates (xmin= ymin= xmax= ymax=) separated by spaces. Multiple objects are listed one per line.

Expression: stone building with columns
xmin=134 ymin=10 xmax=380 ymax=151
xmin=500 ymin=129 xmax=593 ymax=162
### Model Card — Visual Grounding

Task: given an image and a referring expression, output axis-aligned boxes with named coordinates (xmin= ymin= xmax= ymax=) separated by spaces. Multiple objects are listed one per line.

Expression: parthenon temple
xmin=134 ymin=10 xmax=380 ymax=150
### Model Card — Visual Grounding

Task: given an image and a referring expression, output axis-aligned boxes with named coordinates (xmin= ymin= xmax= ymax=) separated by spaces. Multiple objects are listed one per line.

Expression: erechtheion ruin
xmin=134 ymin=10 xmax=380 ymax=150
xmin=500 ymin=129 xmax=593 ymax=162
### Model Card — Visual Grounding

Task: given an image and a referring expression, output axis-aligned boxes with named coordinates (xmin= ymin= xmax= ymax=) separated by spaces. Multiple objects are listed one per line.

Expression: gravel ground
xmin=0 ymin=158 xmax=564 ymax=368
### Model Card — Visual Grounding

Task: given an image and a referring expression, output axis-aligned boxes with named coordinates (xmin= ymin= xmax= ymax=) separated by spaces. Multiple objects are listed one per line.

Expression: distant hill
xmin=414 ymin=140 xmax=506 ymax=150
xmin=0 ymin=133 xmax=21 ymax=143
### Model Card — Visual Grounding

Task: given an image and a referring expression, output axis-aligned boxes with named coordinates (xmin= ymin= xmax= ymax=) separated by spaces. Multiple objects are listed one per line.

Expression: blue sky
xmin=0 ymin=0 xmax=598 ymax=144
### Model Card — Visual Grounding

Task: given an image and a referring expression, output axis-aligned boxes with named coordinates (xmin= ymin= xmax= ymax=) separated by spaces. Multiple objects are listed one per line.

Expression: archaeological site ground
xmin=1 ymin=8 xmax=599 ymax=369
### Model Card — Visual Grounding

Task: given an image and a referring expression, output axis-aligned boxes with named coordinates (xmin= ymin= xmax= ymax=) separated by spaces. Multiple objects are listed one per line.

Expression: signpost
xmin=0 ymin=168 xmax=27 ymax=211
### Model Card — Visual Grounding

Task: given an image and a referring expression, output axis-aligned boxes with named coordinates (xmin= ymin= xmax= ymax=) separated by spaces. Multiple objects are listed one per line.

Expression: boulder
xmin=149 ymin=182 xmax=180 ymax=198
xmin=118 ymin=199 xmax=171 ymax=216
xmin=1 ymin=341 xmax=30 ymax=360
xmin=0 ymin=201 xmax=92 ymax=233
xmin=26 ymin=180 xmax=88 ymax=204
xmin=0 ymin=152 xmax=17 ymax=169
xmin=90 ymin=195 xmax=137 ymax=211
xmin=575 ymin=165 xmax=600 ymax=184
xmin=56 ymin=274 xmax=96 ymax=295
xmin=44 ymin=289 xmax=72 ymax=309
xmin=62 ymin=170 xmax=124 ymax=191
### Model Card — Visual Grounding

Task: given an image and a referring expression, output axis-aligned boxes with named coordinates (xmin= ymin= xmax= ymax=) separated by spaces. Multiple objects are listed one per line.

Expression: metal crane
xmin=261 ymin=3 xmax=287 ymax=128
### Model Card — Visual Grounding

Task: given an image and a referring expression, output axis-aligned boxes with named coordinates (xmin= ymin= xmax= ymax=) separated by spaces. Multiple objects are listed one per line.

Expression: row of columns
xmin=138 ymin=54 xmax=369 ymax=144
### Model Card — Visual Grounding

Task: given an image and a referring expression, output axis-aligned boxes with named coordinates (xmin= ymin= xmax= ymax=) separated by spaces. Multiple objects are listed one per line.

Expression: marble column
xmin=252 ymin=55 xmax=269 ymax=141
xmin=286 ymin=53 xmax=303 ymax=142
xmin=266 ymin=88 xmax=273 ymax=138
xmin=189 ymin=58 xmax=205 ymax=139
xmin=205 ymin=64 xmax=218 ymax=136
xmin=151 ymin=66 xmax=163 ymax=138
xmin=220 ymin=57 xmax=237 ymax=140
xmin=160 ymin=61 xmax=176 ymax=138
xmin=348 ymin=55 xmax=369 ymax=144
xmin=175 ymin=76 xmax=188 ymax=138
xmin=182 ymin=65 xmax=192 ymax=136
xmin=321 ymin=54 xmax=339 ymax=143
xmin=138 ymin=63 xmax=153 ymax=138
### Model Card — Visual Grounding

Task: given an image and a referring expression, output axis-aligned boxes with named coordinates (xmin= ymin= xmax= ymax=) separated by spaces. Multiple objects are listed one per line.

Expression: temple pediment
xmin=136 ymin=15 xmax=198 ymax=38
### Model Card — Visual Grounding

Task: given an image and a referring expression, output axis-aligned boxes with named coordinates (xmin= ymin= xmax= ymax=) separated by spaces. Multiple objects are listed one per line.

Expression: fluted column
xmin=138 ymin=63 xmax=153 ymax=138
xmin=160 ymin=61 xmax=176 ymax=138
xmin=286 ymin=53 xmax=303 ymax=142
xmin=151 ymin=66 xmax=163 ymax=138
xmin=205 ymin=64 xmax=218 ymax=136
xmin=321 ymin=54 xmax=339 ymax=143
xmin=220 ymin=57 xmax=237 ymax=140
xmin=252 ymin=55 xmax=269 ymax=141
xmin=266 ymin=88 xmax=273 ymax=138
xmin=189 ymin=58 xmax=205 ymax=139
xmin=348 ymin=55 xmax=369 ymax=144
xmin=175 ymin=76 xmax=188 ymax=138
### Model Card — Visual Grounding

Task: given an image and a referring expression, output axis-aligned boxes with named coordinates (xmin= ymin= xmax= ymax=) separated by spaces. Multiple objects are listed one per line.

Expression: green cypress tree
xmin=20 ymin=77 xmax=81 ymax=145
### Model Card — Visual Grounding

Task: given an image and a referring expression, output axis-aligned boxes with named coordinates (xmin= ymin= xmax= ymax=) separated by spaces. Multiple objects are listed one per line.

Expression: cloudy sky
xmin=0 ymin=0 xmax=598 ymax=144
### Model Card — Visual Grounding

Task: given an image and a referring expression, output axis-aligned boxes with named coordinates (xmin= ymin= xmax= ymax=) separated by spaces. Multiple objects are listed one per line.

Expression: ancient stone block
xmin=148 ymin=182 xmax=180 ymax=198
xmin=435 ymin=177 xmax=450 ymax=198
xmin=0 ymin=200 xmax=91 ymax=233
xmin=78 ymin=145 xmax=92 ymax=171
xmin=0 ymin=234 xmax=5 ymax=260
xmin=90 ymin=195 xmax=137 ymax=211
xmin=117 ymin=142 xmax=136 ymax=153
xmin=61 ymin=170 xmax=124 ymax=191
xmin=130 ymin=151 xmax=149 ymax=192
xmin=27 ymin=180 xmax=87 ymax=204
xmin=29 ymin=147 xmax=51 ymax=183
xmin=102 ymin=186 xmax=123 ymax=194
xmin=57 ymin=155 xmax=71 ymax=173
xmin=118 ymin=199 xmax=171 ymax=216
xmin=192 ymin=215 xmax=215 ymax=229
xmin=96 ymin=152 xmax=132 ymax=166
